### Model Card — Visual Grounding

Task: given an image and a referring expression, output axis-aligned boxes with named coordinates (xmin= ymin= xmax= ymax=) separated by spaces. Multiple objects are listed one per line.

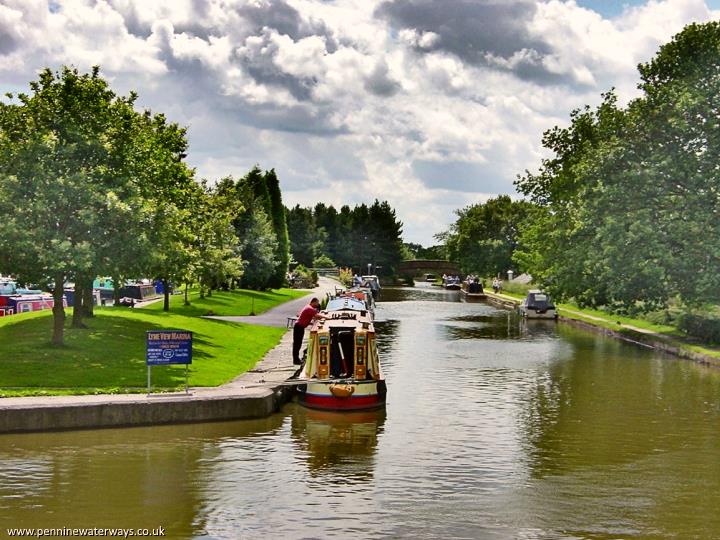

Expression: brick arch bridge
xmin=398 ymin=259 xmax=460 ymax=276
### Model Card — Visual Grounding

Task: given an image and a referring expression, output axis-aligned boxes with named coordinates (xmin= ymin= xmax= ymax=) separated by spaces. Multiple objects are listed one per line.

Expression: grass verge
xmin=0 ymin=288 xmax=307 ymax=397
xmin=490 ymin=289 xmax=720 ymax=360
xmin=146 ymin=287 xmax=308 ymax=316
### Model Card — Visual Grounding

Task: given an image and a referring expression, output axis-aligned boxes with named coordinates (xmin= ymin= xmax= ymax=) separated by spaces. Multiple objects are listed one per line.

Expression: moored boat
xmin=519 ymin=289 xmax=558 ymax=319
xmin=296 ymin=300 xmax=386 ymax=411
xmin=329 ymin=286 xmax=375 ymax=319
xmin=461 ymin=279 xmax=487 ymax=300
xmin=443 ymin=276 xmax=462 ymax=290
xmin=0 ymin=278 xmax=64 ymax=317
xmin=360 ymin=275 xmax=381 ymax=300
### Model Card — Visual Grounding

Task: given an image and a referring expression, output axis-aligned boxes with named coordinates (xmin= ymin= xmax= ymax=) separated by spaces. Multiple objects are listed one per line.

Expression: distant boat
xmin=443 ymin=276 xmax=462 ymax=290
xmin=519 ymin=290 xmax=558 ymax=319
xmin=424 ymin=273 xmax=437 ymax=282
xmin=0 ymin=278 xmax=64 ymax=317
xmin=461 ymin=280 xmax=487 ymax=300
xmin=361 ymin=275 xmax=381 ymax=300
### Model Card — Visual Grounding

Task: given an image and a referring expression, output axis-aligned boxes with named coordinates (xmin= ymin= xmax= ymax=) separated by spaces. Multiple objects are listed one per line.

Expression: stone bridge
xmin=397 ymin=259 xmax=460 ymax=276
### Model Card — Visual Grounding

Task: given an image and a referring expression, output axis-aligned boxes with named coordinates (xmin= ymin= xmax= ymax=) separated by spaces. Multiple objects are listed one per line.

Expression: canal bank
xmin=485 ymin=291 xmax=720 ymax=368
xmin=0 ymin=279 xmax=339 ymax=434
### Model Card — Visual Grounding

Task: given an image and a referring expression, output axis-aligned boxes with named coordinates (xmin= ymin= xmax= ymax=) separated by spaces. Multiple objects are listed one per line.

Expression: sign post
xmin=146 ymin=330 xmax=193 ymax=394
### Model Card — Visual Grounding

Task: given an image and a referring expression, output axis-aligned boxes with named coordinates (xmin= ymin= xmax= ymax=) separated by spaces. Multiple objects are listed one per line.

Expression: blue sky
xmin=0 ymin=0 xmax=718 ymax=244
xmin=578 ymin=0 xmax=720 ymax=16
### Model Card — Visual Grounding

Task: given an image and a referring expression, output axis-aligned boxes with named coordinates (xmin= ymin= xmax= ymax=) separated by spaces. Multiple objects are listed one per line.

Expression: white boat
xmin=519 ymin=289 xmax=558 ymax=319
xmin=360 ymin=275 xmax=381 ymax=300
xmin=443 ymin=276 xmax=462 ymax=290
xmin=296 ymin=297 xmax=386 ymax=411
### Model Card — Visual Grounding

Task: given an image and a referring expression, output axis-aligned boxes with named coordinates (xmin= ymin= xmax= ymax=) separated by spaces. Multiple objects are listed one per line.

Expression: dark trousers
xmin=292 ymin=324 xmax=306 ymax=364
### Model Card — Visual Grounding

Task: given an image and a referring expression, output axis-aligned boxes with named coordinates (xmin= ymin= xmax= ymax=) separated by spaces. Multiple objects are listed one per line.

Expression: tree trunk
xmin=82 ymin=276 xmax=94 ymax=317
xmin=184 ymin=283 xmax=190 ymax=306
xmin=113 ymin=275 xmax=122 ymax=307
xmin=163 ymin=278 xmax=170 ymax=312
xmin=72 ymin=274 xmax=85 ymax=328
xmin=51 ymin=273 xmax=66 ymax=346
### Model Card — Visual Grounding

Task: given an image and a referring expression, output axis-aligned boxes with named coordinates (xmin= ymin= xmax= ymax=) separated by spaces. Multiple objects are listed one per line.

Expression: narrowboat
xmin=519 ymin=289 xmax=558 ymax=319
xmin=0 ymin=278 xmax=65 ymax=317
xmin=461 ymin=280 xmax=487 ymax=300
xmin=296 ymin=297 xmax=386 ymax=411
xmin=329 ymin=286 xmax=375 ymax=319
xmin=0 ymin=292 xmax=65 ymax=316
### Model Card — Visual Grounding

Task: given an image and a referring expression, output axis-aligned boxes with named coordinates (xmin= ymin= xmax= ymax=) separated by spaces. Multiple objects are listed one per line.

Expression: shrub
xmin=312 ymin=254 xmax=336 ymax=268
xmin=677 ymin=312 xmax=720 ymax=344
xmin=289 ymin=264 xmax=318 ymax=288
xmin=338 ymin=267 xmax=353 ymax=287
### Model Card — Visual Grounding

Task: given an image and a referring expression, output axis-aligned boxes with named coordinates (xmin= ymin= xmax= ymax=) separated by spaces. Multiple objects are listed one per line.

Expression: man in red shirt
xmin=293 ymin=297 xmax=327 ymax=365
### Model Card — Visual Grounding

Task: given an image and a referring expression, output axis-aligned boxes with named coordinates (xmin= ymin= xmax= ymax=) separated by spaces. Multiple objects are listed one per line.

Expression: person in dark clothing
xmin=293 ymin=297 xmax=328 ymax=365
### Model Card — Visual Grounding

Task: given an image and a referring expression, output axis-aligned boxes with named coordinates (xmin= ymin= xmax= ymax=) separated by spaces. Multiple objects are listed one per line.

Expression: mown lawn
xmin=145 ymin=287 xmax=308 ymax=316
xmin=0 ymin=287 xmax=307 ymax=397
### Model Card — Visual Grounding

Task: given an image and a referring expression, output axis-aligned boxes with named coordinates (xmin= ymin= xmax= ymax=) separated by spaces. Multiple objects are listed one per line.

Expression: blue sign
xmin=146 ymin=330 xmax=193 ymax=365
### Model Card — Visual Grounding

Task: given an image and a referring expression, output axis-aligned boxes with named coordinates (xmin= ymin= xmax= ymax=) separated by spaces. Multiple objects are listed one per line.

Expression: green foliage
xmin=264 ymin=169 xmax=290 ymax=288
xmin=441 ymin=196 xmax=537 ymax=276
xmin=514 ymin=22 xmax=720 ymax=312
xmin=0 ymin=66 xmax=197 ymax=340
xmin=289 ymin=264 xmax=318 ymax=288
xmin=286 ymin=205 xmax=320 ymax=267
xmin=338 ymin=267 xmax=353 ymax=287
xmin=313 ymin=254 xmax=336 ymax=268
xmin=239 ymin=204 xmax=278 ymax=290
xmin=404 ymin=243 xmax=446 ymax=260
xmin=677 ymin=312 xmax=720 ymax=344
xmin=286 ymin=199 xmax=405 ymax=276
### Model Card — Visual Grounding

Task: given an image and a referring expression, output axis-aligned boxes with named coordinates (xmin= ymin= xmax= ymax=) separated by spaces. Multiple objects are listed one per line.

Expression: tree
xmin=443 ymin=196 xmax=538 ymax=277
xmin=0 ymin=67 xmax=154 ymax=343
xmin=238 ymin=203 xmax=279 ymax=290
xmin=515 ymin=21 xmax=720 ymax=311
xmin=286 ymin=205 xmax=321 ymax=267
xmin=264 ymin=169 xmax=290 ymax=288
xmin=286 ymin=200 xmax=406 ymax=276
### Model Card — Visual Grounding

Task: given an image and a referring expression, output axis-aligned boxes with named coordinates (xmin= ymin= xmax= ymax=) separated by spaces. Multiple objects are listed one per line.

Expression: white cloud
xmin=0 ymin=0 xmax=716 ymax=243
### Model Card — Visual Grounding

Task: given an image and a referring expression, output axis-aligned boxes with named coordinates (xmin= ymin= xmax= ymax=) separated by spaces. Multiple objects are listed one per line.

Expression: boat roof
xmin=326 ymin=297 xmax=367 ymax=312
xmin=311 ymin=309 xmax=374 ymax=332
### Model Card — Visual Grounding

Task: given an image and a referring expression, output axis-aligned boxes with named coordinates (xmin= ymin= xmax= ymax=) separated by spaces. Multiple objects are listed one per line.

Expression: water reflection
xmin=512 ymin=325 xmax=720 ymax=538
xmin=0 ymin=417 xmax=289 ymax=537
xmin=4 ymin=286 xmax=720 ymax=538
xmin=442 ymin=312 xmax=526 ymax=340
xmin=379 ymin=283 xmax=461 ymax=303
xmin=290 ymin=405 xmax=386 ymax=482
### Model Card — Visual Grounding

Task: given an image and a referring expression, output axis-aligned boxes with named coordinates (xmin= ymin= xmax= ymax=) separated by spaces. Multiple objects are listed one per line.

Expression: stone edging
xmin=485 ymin=292 xmax=720 ymax=369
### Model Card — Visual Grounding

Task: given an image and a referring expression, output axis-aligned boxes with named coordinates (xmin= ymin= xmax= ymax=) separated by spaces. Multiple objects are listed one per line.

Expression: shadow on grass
xmin=0 ymin=314 xmax=218 ymax=390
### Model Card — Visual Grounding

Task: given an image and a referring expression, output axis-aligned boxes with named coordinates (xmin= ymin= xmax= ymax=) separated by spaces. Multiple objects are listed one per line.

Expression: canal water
xmin=3 ymin=283 xmax=720 ymax=539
